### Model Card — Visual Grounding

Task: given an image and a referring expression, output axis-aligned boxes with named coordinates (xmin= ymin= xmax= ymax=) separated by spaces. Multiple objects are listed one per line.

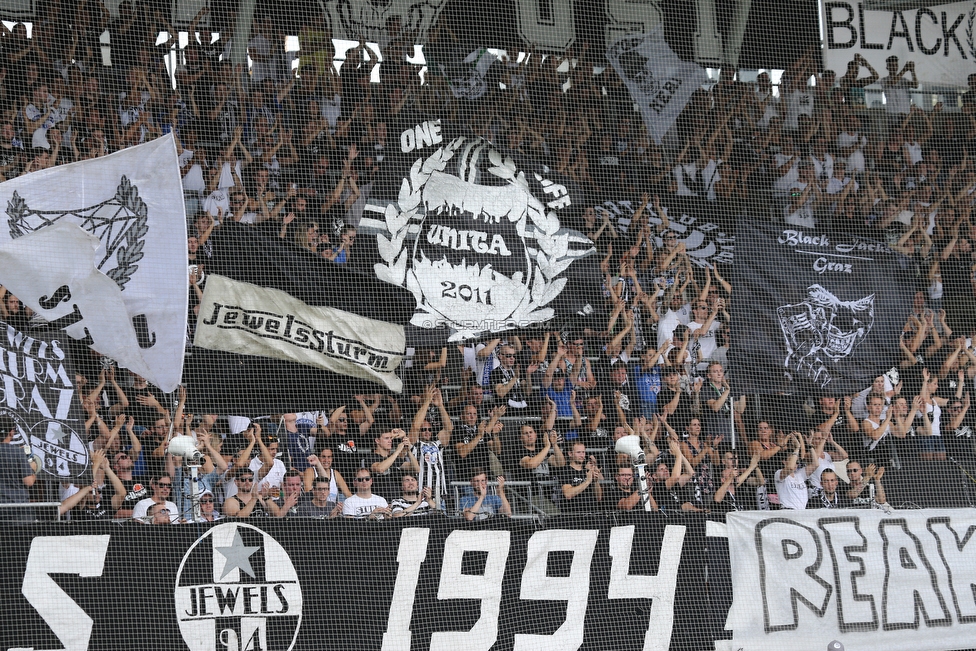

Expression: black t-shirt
xmin=650 ymin=479 xmax=694 ymax=514
xmin=124 ymin=385 xmax=168 ymax=428
xmin=318 ymin=435 xmax=363 ymax=482
xmin=72 ymin=502 xmax=112 ymax=521
xmin=505 ymin=444 xmax=556 ymax=485
xmin=367 ymin=451 xmax=403 ymax=501
xmin=560 ymin=465 xmax=598 ymax=513
xmin=808 ymin=489 xmax=851 ymax=509
xmin=454 ymin=424 xmax=492 ymax=481
xmin=944 ymin=413 xmax=976 ymax=462
xmin=103 ymin=478 xmax=149 ymax=515
xmin=605 ymin=484 xmax=639 ymax=511
xmin=490 ymin=365 xmax=529 ymax=408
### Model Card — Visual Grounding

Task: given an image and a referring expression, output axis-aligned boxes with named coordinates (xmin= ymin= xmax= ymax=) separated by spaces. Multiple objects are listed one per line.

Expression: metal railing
xmin=0 ymin=502 xmax=62 ymax=521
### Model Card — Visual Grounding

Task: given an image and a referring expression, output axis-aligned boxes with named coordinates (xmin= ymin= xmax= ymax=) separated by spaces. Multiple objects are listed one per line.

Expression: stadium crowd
xmin=3 ymin=2 xmax=976 ymax=522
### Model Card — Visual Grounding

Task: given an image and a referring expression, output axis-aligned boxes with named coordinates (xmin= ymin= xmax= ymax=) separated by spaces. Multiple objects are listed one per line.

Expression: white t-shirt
xmin=132 ymin=498 xmax=179 ymax=523
xmin=809 ymin=453 xmax=835 ymax=489
xmin=657 ymin=305 xmax=692 ymax=351
xmin=881 ymin=75 xmax=913 ymax=114
xmin=775 ymin=466 xmax=810 ymax=510
xmin=250 ymin=457 xmax=287 ymax=490
xmin=342 ymin=494 xmax=389 ymax=518
xmin=688 ymin=320 xmax=722 ymax=367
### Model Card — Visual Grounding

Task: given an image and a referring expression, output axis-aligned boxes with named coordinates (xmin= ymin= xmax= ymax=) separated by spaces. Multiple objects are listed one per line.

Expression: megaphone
xmin=168 ymin=435 xmax=204 ymax=464
xmin=615 ymin=435 xmax=645 ymax=463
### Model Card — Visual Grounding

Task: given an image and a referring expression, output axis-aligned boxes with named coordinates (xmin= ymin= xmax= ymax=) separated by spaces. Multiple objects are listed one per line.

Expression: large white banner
xmin=726 ymin=509 xmax=976 ymax=651
xmin=195 ymin=274 xmax=405 ymax=392
xmin=821 ymin=1 xmax=975 ymax=88
xmin=0 ymin=135 xmax=187 ymax=392
xmin=607 ymin=29 xmax=707 ymax=144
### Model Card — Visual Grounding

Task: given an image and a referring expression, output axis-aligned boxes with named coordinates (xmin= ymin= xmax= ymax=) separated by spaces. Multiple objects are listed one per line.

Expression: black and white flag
xmin=0 ymin=318 xmax=88 ymax=479
xmin=607 ymin=29 xmax=707 ymax=144
xmin=730 ymin=220 xmax=913 ymax=395
xmin=0 ymin=135 xmax=187 ymax=392
xmin=184 ymin=222 xmax=416 ymax=414
xmin=368 ymin=119 xmax=600 ymax=341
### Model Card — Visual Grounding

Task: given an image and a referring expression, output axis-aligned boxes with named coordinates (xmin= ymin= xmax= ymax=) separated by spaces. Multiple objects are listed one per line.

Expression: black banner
xmin=0 ymin=318 xmax=88 ymax=479
xmin=183 ymin=223 xmax=417 ymax=414
xmin=366 ymin=119 xmax=602 ymax=341
xmin=0 ymin=515 xmax=711 ymax=651
xmin=730 ymin=220 xmax=914 ymax=395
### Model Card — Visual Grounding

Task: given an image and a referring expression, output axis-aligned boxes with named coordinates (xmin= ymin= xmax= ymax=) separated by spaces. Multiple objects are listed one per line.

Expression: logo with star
xmin=175 ymin=523 xmax=303 ymax=651
xmin=6 ymin=411 xmax=89 ymax=479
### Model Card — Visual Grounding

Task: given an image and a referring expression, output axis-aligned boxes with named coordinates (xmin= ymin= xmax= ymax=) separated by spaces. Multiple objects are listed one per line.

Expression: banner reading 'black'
xmin=730 ymin=220 xmax=914 ymax=395
xmin=0 ymin=515 xmax=708 ymax=651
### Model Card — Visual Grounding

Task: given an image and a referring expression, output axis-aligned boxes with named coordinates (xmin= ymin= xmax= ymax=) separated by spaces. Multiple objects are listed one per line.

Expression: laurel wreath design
xmin=6 ymin=176 xmax=148 ymax=291
xmin=105 ymin=177 xmax=149 ymax=288
xmin=967 ymin=7 xmax=976 ymax=62
xmin=374 ymin=136 xmax=574 ymax=336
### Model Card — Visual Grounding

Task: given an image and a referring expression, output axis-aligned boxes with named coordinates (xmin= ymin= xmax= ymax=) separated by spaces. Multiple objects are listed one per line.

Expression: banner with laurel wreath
xmin=0 ymin=135 xmax=187 ymax=392
xmin=369 ymin=120 xmax=600 ymax=340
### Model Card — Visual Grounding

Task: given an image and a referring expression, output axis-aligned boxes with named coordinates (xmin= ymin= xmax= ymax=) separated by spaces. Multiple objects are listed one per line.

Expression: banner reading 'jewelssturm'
xmin=368 ymin=119 xmax=601 ymax=341
xmin=730 ymin=220 xmax=913 ymax=395
xmin=0 ymin=134 xmax=188 ymax=392
xmin=184 ymin=222 xmax=416 ymax=414
xmin=0 ymin=318 xmax=87 ymax=479
xmin=195 ymin=275 xmax=405 ymax=393
xmin=726 ymin=509 xmax=976 ymax=651
xmin=1 ymin=516 xmax=708 ymax=651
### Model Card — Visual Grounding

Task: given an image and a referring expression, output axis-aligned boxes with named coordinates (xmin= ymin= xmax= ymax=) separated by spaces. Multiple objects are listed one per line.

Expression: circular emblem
xmin=10 ymin=414 xmax=89 ymax=478
xmin=175 ymin=523 xmax=302 ymax=651
xmin=376 ymin=134 xmax=575 ymax=337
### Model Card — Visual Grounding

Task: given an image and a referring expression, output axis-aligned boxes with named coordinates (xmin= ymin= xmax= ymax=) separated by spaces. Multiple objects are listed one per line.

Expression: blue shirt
xmin=458 ymin=488 xmax=504 ymax=520
xmin=633 ymin=363 xmax=662 ymax=418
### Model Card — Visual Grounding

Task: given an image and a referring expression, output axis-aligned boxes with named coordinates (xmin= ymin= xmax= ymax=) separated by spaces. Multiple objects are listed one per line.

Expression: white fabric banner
xmin=195 ymin=274 xmax=405 ymax=392
xmin=0 ymin=135 xmax=187 ymax=391
xmin=821 ymin=1 xmax=975 ymax=88
xmin=606 ymin=29 xmax=707 ymax=144
xmin=726 ymin=509 xmax=976 ymax=651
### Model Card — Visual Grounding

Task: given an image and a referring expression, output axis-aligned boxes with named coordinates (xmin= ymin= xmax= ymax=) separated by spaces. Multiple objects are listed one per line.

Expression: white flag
xmin=607 ymin=29 xmax=707 ymax=144
xmin=0 ymin=135 xmax=187 ymax=392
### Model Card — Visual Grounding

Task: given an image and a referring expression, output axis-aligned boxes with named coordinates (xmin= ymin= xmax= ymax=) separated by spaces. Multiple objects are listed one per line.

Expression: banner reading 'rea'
xmin=727 ymin=509 xmax=976 ymax=651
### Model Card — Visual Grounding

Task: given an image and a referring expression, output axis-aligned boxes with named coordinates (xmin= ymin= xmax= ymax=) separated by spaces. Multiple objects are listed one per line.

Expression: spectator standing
xmin=774 ymin=432 xmax=818 ymax=510
xmin=0 ymin=415 xmax=35 ymax=521
xmin=606 ymin=465 xmax=642 ymax=511
xmin=391 ymin=473 xmax=437 ymax=517
xmin=560 ymin=442 xmax=604 ymax=512
xmin=880 ymin=56 xmax=917 ymax=123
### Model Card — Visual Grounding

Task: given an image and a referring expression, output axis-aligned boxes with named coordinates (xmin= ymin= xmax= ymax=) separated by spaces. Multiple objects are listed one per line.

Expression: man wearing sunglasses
xmin=491 ymin=345 xmax=538 ymax=410
xmin=339 ymin=469 xmax=391 ymax=519
xmin=131 ymin=475 xmax=180 ymax=523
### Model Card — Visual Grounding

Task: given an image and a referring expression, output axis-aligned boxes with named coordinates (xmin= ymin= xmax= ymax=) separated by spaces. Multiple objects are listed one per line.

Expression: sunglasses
xmin=238 ymin=477 xmax=254 ymax=483
xmin=157 ymin=482 xmax=172 ymax=488
xmin=200 ymin=499 xmax=214 ymax=504
xmin=314 ymin=486 xmax=330 ymax=491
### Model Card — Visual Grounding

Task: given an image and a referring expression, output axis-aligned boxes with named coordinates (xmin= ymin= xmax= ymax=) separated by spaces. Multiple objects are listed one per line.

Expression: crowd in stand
xmin=3 ymin=1 xmax=976 ymax=522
